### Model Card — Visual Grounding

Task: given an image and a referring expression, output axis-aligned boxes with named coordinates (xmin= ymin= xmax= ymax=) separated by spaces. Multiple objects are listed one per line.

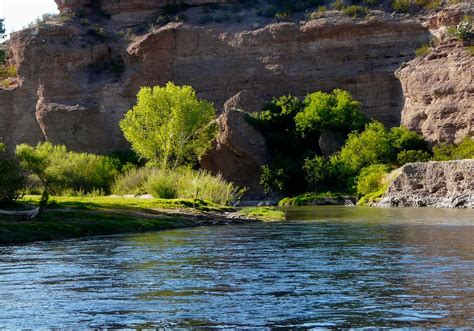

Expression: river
xmin=1 ymin=206 xmax=473 ymax=328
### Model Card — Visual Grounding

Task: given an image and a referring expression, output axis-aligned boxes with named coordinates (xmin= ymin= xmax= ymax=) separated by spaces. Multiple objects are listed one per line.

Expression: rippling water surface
xmin=1 ymin=206 xmax=474 ymax=328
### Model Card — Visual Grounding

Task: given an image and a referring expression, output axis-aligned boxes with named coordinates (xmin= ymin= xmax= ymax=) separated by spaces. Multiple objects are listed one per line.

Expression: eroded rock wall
xmin=378 ymin=159 xmax=474 ymax=208
xmin=0 ymin=13 xmax=431 ymax=154
xmin=397 ymin=4 xmax=473 ymax=145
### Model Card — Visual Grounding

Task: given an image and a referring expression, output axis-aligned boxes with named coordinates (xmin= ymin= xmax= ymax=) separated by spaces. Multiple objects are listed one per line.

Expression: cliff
xmin=378 ymin=160 xmax=474 ymax=208
xmin=0 ymin=0 xmax=472 ymax=193
xmin=0 ymin=3 xmax=433 ymax=153
xmin=396 ymin=6 xmax=473 ymax=146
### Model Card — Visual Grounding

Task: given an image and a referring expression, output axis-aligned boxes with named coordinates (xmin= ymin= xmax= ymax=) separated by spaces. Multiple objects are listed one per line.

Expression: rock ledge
xmin=377 ymin=159 xmax=473 ymax=208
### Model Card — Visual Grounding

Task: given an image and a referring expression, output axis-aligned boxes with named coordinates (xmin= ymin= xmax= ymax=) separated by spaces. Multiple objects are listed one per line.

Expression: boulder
xmin=318 ymin=130 xmax=345 ymax=156
xmin=377 ymin=159 xmax=474 ymax=208
xmin=200 ymin=108 xmax=270 ymax=198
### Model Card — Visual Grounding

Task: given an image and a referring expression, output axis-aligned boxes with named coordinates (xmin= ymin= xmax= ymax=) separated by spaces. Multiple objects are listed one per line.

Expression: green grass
xmin=0 ymin=196 xmax=288 ymax=245
xmin=0 ymin=209 xmax=193 ymax=245
xmin=22 ymin=195 xmax=233 ymax=213
xmin=238 ymin=207 xmax=286 ymax=222
xmin=415 ymin=44 xmax=431 ymax=57
xmin=279 ymin=192 xmax=354 ymax=206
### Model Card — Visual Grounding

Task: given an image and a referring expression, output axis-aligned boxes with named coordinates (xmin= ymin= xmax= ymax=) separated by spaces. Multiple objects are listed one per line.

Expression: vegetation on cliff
xmin=249 ymin=90 xmax=431 ymax=202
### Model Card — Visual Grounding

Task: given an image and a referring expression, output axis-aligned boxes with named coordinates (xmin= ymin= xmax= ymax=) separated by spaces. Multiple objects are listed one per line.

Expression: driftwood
xmin=0 ymin=207 xmax=40 ymax=220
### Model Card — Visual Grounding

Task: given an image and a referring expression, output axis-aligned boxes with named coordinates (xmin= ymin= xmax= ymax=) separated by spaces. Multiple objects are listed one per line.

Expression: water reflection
xmin=0 ymin=206 xmax=473 ymax=328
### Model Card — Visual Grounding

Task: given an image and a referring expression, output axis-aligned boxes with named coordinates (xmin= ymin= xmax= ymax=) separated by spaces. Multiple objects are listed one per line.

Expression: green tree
xmin=295 ymin=89 xmax=366 ymax=138
xmin=337 ymin=121 xmax=392 ymax=173
xmin=0 ymin=143 xmax=27 ymax=206
xmin=356 ymin=164 xmax=390 ymax=198
xmin=120 ymin=82 xmax=217 ymax=168
xmin=16 ymin=142 xmax=119 ymax=195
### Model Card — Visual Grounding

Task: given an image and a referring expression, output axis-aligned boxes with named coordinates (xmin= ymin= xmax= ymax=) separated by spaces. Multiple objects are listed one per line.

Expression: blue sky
xmin=0 ymin=0 xmax=58 ymax=38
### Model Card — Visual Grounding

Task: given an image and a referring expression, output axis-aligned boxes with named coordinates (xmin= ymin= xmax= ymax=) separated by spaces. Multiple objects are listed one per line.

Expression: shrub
xmin=275 ymin=12 xmax=291 ymax=21
xmin=0 ymin=144 xmax=27 ymax=206
xmin=342 ymin=5 xmax=369 ymax=18
xmin=389 ymin=126 xmax=427 ymax=156
xmin=120 ymin=82 xmax=217 ymax=168
xmin=392 ymin=0 xmax=411 ymax=13
xmin=415 ymin=44 xmax=431 ymax=57
xmin=0 ymin=65 xmax=17 ymax=81
xmin=295 ymin=89 xmax=366 ymax=139
xmin=16 ymin=142 xmax=120 ymax=196
xmin=112 ymin=166 xmax=156 ymax=195
xmin=147 ymin=170 xmax=179 ymax=199
xmin=397 ymin=150 xmax=431 ymax=165
xmin=454 ymin=19 xmax=472 ymax=41
xmin=309 ymin=6 xmax=327 ymax=19
xmin=356 ymin=164 xmax=390 ymax=198
xmin=338 ymin=121 xmax=393 ymax=173
xmin=114 ymin=167 xmax=242 ymax=204
xmin=260 ymin=165 xmax=288 ymax=194
xmin=433 ymin=137 xmax=474 ymax=161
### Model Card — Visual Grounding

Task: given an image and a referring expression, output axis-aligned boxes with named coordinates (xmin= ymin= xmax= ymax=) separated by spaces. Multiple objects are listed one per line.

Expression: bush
xmin=0 ymin=65 xmax=17 ymax=81
xmin=16 ymin=142 xmax=120 ymax=196
xmin=309 ymin=6 xmax=327 ymax=19
xmin=454 ymin=19 xmax=472 ymax=41
xmin=415 ymin=44 xmax=431 ymax=57
xmin=342 ymin=5 xmax=369 ymax=18
xmin=295 ymin=89 xmax=366 ymax=139
xmin=338 ymin=121 xmax=393 ymax=173
xmin=260 ymin=165 xmax=288 ymax=194
xmin=147 ymin=170 xmax=179 ymax=199
xmin=356 ymin=164 xmax=390 ymax=198
xmin=397 ymin=150 xmax=431 ymax=165
xmin=114 ymin=167 xmax=242 ymax=204
xmin=392 ymin=0 xmax=411 ymax=12
xmin=112 ymin=166 xmax=156 ymax=195
xmin=0 ymin=144 xmax=27 ymax=206
xmin=433 ymin=137 xmax=474 ymax=161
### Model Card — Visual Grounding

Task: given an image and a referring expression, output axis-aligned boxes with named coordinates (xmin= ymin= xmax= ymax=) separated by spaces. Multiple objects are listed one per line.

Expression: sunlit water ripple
xmin=1 ymin=206 xmax=473 ymax=328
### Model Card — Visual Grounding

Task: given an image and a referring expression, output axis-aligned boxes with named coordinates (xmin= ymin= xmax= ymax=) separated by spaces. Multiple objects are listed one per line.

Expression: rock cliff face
xmin=397 ymin=42 xmax=473 ymax=146
xmin=378 ymin=160 xmax=474 ymax=208
xmin=1 ymin=0 xmax=472 ymax=195
xmin=396 ymin=5 xmax=473 ymax=145
xmin=0 ymin=12 xmax=431 ymax=153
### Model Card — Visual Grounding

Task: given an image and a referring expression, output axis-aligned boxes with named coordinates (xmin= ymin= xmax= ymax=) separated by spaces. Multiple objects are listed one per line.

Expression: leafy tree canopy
xmin=120 ymin=82 xmax=217 ymax=168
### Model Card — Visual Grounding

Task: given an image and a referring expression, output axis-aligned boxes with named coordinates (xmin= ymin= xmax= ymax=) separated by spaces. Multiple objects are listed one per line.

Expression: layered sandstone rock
xmin=0 ymin=13 xmax=431 ymax=156
xmin=397 ymin=42 xmax=473 ymax=145
xmin=200 ymin=108 xmax=270 ymax=198
xmin=397 ymin=3 xmax=474 ymax=146
xmin=378 ymin=159 xmax=474 ymax=208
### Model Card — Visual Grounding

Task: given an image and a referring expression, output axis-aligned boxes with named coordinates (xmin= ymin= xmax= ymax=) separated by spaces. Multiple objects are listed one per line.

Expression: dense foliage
xmin=251 ymin=89 xmax=367 ymax=195
xmin=16 ymin=143 xmax=120 ymax=195
xmin=433 ymin=137 xmax=474 ymax=161
xmin=251 ymin=89 xmax=431 ymax=198
xmin=120 ymin=82 xmax=217 ymax=168
xmin=0 ymin=143 xmax=27 ymax=206
xmin=113 ymin=166 xmax=243 ymax=205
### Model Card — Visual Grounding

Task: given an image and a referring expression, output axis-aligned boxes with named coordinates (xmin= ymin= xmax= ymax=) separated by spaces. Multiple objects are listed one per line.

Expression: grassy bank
xmin=279 ymin=192 xmax=356 ymax=206
xmin=0 ymin=196 xmax=285 ymax=245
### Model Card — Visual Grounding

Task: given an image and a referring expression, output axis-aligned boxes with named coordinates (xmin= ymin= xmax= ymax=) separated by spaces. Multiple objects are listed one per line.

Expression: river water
xmin=1 ymin=206 xmax=473 ymax=328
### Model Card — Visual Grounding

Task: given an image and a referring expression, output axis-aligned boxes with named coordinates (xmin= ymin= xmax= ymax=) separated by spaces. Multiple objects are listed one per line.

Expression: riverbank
xmin=0 ymin=196 xmax=285 ymax=245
